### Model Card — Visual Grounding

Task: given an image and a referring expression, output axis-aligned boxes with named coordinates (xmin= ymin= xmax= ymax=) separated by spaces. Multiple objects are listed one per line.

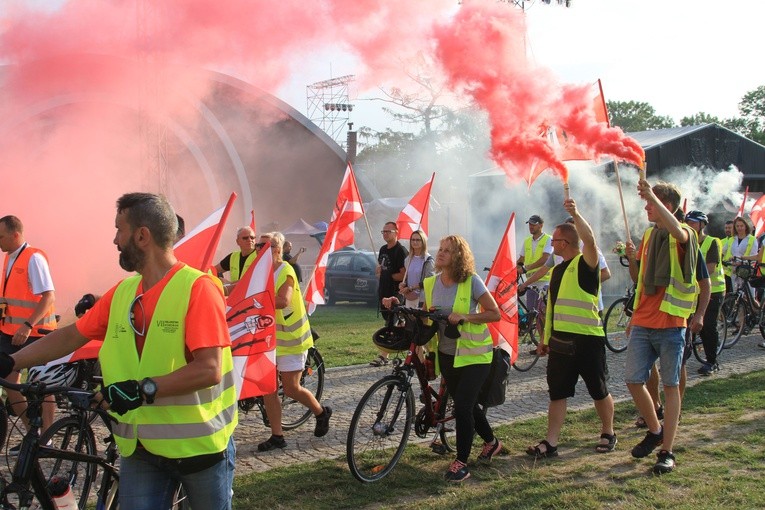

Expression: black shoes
xmin=314 ymin=406 xmax=333 ymax=437
xmin=653 ymin=449 xmax=676 ymax=474
xmin=257 ymin=435 xmax=286 ymax=452
xmin=631 ymin=428 xmax=663 ymax=458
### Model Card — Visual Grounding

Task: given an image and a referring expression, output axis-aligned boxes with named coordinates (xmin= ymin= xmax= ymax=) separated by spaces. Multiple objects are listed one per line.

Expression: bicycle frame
xmin=0 ymin=381 xmax=118 ymax=510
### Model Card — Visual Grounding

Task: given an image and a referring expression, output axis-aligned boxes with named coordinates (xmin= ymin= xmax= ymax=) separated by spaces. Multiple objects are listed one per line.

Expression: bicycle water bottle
xmin=48 ymin=476 xmax=77 ymax=509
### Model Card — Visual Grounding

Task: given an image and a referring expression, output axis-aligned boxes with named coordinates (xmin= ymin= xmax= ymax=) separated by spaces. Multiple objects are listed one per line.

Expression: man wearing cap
xmin=519 ymin=216 xmax=611 ymax=312
xmin=517 ymin=215 xmax=552 ymax=311
xmin=684 ymin=211 xmax=723 ymax=375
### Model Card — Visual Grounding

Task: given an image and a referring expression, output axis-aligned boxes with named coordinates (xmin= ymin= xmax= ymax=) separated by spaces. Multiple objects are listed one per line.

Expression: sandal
xmin=526 ymin=440 xmax=558 ymax=459
xmin=369 ymin=355 xmax=389 ymax=367
xmin=595 ymin=433 xmax=617 ymax=453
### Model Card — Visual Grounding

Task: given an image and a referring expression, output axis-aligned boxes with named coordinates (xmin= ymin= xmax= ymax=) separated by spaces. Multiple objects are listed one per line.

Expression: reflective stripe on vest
xmin=423 ymin=274 xmax=493 ymax=368
xmin=634 ymin=226 xmax=698 ymax=319
xmin=700 ymin=237 xmax=725 ymax=293
xmin=100 ymin=267 xmax=237 ymax=458
xmin=275 ymin=262 xmax=313 ymax=355
xmin=524 ymin=233 xmax=551 ymax=283
xmin=543 ymin=254 xmax=603 ymax=342
xmin=230 ymin=250 xmax=257 ymax=282
xmin=0 ymin=246 xmax=57 ymax=337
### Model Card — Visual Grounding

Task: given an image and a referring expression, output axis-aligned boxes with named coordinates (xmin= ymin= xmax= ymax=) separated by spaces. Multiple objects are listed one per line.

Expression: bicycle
xmin=346 ymin=306 xmax=457 ymax=483
xmin=603 ymin=283 xmax=635 ymax=353
xmin=237 ymin=330 xmax=325 ymax=430
xmin=721 ymin=258 xmax=765 ymax=348
xmin=0 ymin=377 xmax=119 ymax=510
xmin=512 ymin=279 xmax=546 ymax=372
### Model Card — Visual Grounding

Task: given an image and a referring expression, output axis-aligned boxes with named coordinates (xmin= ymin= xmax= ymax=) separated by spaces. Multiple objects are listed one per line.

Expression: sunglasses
xmin=255 ymin=242 xmax=266 ymax=249
xmin=381 ymin=230 xmax=397 ymax=234
xmin=240 ymin=235 xmax=256 ymax=240
xmin=128 ymin=293 xmax=145 ymax=336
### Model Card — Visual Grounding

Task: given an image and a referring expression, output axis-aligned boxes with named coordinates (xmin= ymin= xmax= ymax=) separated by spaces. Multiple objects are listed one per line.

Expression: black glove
xmin=0 ymin=352 xmax=15 ymax=379
xmin=103 ymin=380 xmax=143 ymax=415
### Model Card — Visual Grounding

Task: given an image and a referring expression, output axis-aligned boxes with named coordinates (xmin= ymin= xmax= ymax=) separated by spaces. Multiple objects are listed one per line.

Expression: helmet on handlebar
xmin=684 ymin=210 xmax=708 ymax=225
xmin=27 ymin=363 xmax=79 ymax=387
xmin=372 ymin=311 xmax=429 ymax=353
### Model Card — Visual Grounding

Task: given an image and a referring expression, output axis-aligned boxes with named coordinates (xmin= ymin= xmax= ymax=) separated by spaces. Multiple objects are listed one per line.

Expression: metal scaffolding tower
xmin=306 ymin=75 xmax=355 ymax=149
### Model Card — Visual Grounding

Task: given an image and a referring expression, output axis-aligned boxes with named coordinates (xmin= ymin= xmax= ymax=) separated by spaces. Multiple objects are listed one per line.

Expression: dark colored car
xmin=324 ymin=249 xmax=379 ymax=305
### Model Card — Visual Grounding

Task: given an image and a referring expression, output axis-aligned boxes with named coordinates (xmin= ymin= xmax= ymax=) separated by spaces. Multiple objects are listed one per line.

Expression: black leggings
xmin=438 ymin=352 xmax=495 ymax=463
xmin=700 ymin=292 xmax=723 ymax=364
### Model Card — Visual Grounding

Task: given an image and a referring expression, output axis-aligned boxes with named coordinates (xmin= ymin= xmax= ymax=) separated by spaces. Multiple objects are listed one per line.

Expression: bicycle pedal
xmin=430 ymin=441 xmax=448 ymax=455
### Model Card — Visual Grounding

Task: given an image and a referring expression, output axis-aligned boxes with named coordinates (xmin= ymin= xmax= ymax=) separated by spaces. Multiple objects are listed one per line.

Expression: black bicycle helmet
xmin=372 ymin=326 xmax=412 ymax=353
xmin=74 ymin=293 xmax=97 ymax=317
xmin=684 ymin=210 xmax=708 ymax=225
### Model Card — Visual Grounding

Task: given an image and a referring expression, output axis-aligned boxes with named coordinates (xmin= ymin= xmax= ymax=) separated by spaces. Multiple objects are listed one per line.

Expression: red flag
xmin=227 ymin=246 xmax=277 ymax=398
xmin=249 ymin=209 xmax=257 ymax=233
xmin=396 ymin=173 xmax=435 ymax=239
xmin=174 ymin=192 xmax=238 ymax=272
xmin=738 ymin=186 xmax=749 ymax=218
xmin=331 ymin=162 xmax=365 ymax=248
xmin=485 ymin=213 xmax=519 ymax=363
xmin=750 ymin=194 xmax=765 ymax=237
xmin=304 ymin=201 xmax=349 ymax=313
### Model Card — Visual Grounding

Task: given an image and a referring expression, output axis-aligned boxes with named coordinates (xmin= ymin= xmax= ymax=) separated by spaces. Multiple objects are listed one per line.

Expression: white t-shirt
xmin=5 ymin=243 xmax=55 ymax=295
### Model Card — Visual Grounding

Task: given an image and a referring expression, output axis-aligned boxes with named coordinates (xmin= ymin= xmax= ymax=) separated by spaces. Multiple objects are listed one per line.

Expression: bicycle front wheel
xmin=39 ymin=416 xmax=98 ymax=510
xmin=281 ymin=347 xmax=325 ymax=430
xmin=722 ymin=295 xmax=744 ymax=348
xmin=512 ymin=318 xmax=539 ymax=372
xmin=346 ymin=375 xmax=414 ymax=483
xmin=604 ymin=297 xmax=630 ymax=353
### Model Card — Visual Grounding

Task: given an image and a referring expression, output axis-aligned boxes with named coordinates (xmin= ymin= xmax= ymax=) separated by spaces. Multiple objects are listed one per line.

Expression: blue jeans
xmin=120 ymin=437 xmax=235 ymax=510
xmin=624 ymin=326 xmax=685 ymax=387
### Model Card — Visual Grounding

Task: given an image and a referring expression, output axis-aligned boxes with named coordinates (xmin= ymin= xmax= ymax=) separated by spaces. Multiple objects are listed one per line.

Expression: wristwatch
xmin=140 ymin=377 xmax=158 ymax=404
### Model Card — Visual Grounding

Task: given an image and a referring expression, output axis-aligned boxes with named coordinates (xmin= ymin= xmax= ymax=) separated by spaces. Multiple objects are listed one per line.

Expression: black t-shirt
xmin=218 ymin=251 xmax=255 ymax=277
xmin=378 ymin=242 xmax=408 ymax=299
xmin=283 ymin=253 xmax=303 ymax=283
xmin=549 ymin=256 xmax=600 ymax=341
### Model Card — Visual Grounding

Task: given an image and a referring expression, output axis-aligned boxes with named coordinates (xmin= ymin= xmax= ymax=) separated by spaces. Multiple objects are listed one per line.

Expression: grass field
xmin=308 ymin=304 xmax=386 ymax=367
xmin=232 ymin=370 xmax=765 ymax=509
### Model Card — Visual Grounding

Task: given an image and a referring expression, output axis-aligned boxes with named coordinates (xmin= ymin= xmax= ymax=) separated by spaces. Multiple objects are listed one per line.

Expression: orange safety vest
xmin=0 ymin=246 xmax=57 ymax=337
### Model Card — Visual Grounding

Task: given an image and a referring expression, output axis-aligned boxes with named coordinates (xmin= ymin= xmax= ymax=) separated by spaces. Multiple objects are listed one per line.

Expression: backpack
xmin=478 ymin=348 xmax=511 ymax=407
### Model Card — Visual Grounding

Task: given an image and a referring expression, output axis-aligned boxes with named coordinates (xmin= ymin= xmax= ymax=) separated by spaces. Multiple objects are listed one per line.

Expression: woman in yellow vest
xmin=387 ymin=235 xmax=500 ymax=482
xmin=723 ymin=216 xmax=757 ymax=292
xmin=257 ymin=232 xmax=332 ymax=452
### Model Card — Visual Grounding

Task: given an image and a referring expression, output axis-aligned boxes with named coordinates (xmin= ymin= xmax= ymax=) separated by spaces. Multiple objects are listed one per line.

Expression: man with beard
xmin=0 ymin=193 xmax=237 ymax=509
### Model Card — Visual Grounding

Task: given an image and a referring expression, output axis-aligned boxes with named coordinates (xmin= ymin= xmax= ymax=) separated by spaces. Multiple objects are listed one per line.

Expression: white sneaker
xmin=758 ymin=342 xmax=765 ymax=349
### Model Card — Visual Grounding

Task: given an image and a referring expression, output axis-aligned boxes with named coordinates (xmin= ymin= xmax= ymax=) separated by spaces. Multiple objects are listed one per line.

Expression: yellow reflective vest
xmin=543 ymin=254 xmax=603 ymax=344
xmin=700 ymin=236 xmax=725 ymax=294
xmin=275 ymin=262 xmax=313 ymax=356
xmin=634 ymin=226 xmax=699 ymax=319
xmin=100 ymin=267 xmax=237 ymax=458
xmin=723 ymin=235 xmax=755 ymax=277
xmin=523 ymin=233 xmax=552 ymax=283
xmin=230 ymin=250 xmax=257 ymax=282
xmin=423 ymin=274 xmax=493 ymax=368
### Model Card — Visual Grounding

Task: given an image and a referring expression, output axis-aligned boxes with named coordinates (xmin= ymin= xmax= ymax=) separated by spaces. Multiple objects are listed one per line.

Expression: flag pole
xmin=613 ymin=162 xmax=633 ymax=244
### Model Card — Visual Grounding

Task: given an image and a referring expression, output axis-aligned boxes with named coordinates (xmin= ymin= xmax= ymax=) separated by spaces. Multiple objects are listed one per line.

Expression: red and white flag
xmin=485 ymin=213 xmax=519 ymax=363
xmin=304 ymin=200 xmax=350 ymax=314
xmin=330 ymin=162 xmax=365 ymax=248
xmin=750 ymin=194 xmax=765 ymax=237
xmin=175 ymin=192 xmax=238 ymax=272
xmin=396 ymin=172 xmax=435 ymax=240
xmin=527 ymin=80 xmax=609 ymax=188
xmin=227 ymin=246 xmax=278 ymax=399
xmin=738 ymin=185 xmax=749 ymax=219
